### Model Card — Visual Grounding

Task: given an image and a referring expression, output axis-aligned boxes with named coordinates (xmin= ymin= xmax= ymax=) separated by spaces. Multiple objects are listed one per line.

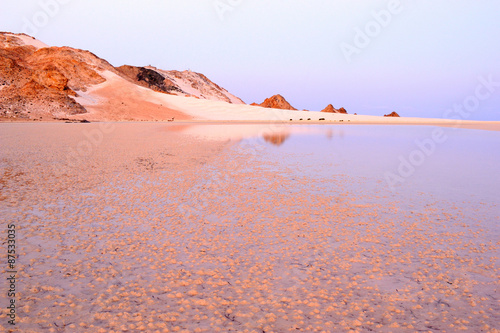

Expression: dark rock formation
xmin=137 ymin=67 xmax=167 ymax=89
xmin=116 ymin=65 xmax=184 ymax=94
xmin=384 ymin=111 xmax=400 ymax=117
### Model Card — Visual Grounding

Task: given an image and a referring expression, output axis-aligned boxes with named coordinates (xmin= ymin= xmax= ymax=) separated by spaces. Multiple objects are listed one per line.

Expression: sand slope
xmin=73 ymin=71 xmax=192 ymax=121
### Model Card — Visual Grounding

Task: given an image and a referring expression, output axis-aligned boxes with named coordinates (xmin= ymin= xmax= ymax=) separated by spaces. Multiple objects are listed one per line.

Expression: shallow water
xmin=1 ymin=122 xmax=499 ymax=332
xmin=181 ymin=123 xmax=500 ymax=208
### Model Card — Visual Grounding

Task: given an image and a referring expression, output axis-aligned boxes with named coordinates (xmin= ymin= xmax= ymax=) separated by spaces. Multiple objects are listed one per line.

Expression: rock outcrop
xmin=0 ymin=32 xmax=118 ymax=119
xmin=116 ymin=65 xmax=183 ymax=94
xmin=384 ymin=111 xmax=400 ymax=117
xmin=255 ymin=94 xmax=297 ymax=110
xmin=321 ymin=104 xmax=347 ymax=114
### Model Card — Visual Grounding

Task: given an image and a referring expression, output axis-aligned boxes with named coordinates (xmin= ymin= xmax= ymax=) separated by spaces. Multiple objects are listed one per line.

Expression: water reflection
xmin=162 ymin=123 xmax=500 ymax=206
xmin=163 ymin=123 xmax=340 ymax=145
xmin=262 ymin=132 xmax=290 ymax=146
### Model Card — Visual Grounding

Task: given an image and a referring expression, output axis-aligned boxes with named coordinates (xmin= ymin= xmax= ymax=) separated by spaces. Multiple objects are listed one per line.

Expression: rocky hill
xmin=321 ymin=104 xmax=348 ymax=114
xmin=253 ymin=94 xmax=297 ymax=110
xmin=0 ymin=32 xmax=245 ymax=121
xmin=0 ymin=32 xmax=119 ymax=119
xmin=384 ymin=111 xmax=400 ymax=117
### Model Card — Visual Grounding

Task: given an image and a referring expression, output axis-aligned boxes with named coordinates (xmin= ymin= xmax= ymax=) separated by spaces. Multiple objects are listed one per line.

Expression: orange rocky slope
xmin=0 ymin=33 xmax=195 ymax=121
xmin=1 ymin=33 xmax=89 ymax=119
xmin=0 ymin=32 xmax=242 ymax=121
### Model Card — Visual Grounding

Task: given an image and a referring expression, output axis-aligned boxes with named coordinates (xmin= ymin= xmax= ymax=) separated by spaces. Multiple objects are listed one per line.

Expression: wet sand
xmin=1 ymin=123 xmax=498 ymax=332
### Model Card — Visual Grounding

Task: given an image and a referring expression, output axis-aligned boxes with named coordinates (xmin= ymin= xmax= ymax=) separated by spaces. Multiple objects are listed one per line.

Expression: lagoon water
xmin=1 ymin=122 xmax=498 ymax=332
xmin=186 ymin=123 xmax=500 ymax=207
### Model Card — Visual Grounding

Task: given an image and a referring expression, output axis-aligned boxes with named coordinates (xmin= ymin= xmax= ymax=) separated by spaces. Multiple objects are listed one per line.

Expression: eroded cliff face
xmin=0 ymin=33 xmax=121 ymax=120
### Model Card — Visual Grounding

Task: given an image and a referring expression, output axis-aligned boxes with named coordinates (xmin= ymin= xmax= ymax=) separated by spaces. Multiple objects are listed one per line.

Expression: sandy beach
xmin=1 ymin=122 xmax=498 ymax=332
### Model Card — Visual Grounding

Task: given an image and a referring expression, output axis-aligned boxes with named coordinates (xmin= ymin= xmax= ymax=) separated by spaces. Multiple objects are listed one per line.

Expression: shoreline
xmin=2 ymin=118 xmax=499 ymax=131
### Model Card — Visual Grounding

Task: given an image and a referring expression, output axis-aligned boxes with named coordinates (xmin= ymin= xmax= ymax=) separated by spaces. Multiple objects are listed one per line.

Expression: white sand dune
xmin=72 ymin=70 xmax=192 ymax=121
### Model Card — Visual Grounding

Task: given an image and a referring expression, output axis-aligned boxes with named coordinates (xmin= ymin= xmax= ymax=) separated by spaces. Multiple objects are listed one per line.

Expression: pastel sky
xmin=1 ymin=0 xmax=499 ymax=120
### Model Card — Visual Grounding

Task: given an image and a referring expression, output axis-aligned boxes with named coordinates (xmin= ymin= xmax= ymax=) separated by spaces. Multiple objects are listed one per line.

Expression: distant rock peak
xmin=321 ymin=104 xmax=348 ymax=114
xmin=256 ymin=94 xmax=297 ymax=110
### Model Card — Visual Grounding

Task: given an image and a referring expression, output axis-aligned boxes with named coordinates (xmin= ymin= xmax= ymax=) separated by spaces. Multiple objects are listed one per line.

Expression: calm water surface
xmin=184 ymin=124 xmax=499 ymax=197
xmin=181 ymin=123 xmax=499 ymax=228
